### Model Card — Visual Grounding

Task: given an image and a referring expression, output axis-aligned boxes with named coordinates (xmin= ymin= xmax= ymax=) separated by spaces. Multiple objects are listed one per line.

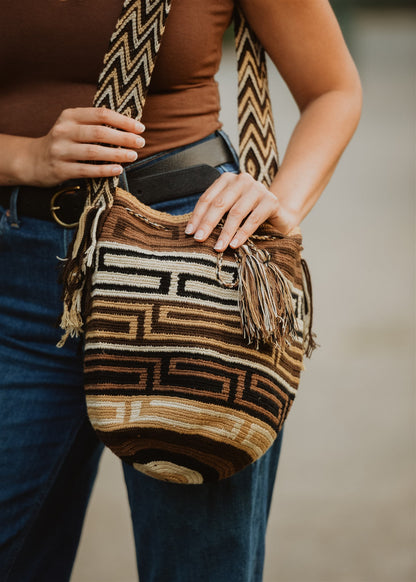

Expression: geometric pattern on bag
xmin=83 ymin=190 xmax=305 ymax=483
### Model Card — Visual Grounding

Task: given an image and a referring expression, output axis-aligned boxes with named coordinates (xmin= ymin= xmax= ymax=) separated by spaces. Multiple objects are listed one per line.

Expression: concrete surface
xmin=71 ymin=10 xmax=415 ymax=582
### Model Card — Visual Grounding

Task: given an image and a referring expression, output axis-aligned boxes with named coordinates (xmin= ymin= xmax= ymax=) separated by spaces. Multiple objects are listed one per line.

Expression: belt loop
xmin=8 ymin=187 xmax=21 ymax=229
xmin=216 ymin=129 xmax=241 ymax=170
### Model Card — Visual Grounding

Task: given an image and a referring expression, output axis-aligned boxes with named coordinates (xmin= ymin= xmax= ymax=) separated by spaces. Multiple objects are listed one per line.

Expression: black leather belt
xmin=0 ymin=134 xmax=235 ymax=227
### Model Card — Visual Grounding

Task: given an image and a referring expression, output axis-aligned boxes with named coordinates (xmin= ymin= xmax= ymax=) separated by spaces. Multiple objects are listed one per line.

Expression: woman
xmin=0 ymin=1 xmax=362 ymax=581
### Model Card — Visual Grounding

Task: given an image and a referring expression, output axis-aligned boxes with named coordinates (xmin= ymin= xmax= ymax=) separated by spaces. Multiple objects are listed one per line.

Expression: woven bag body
xmin=84 ymin=189 xmax=306 ymax=484
xmin=59 ymin=1 xmax=316 ymax=484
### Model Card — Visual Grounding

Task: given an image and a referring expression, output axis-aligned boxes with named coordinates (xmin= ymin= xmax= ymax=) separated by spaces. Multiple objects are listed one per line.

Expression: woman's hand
xmin=185 ymin=171 xmax=298 ymax=252
xmin=4 ymin=107 xmax=145 ymax=188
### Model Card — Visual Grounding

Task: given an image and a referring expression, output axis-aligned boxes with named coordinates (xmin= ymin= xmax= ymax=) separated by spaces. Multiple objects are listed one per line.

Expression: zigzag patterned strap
xmin=88 ymin=0 xmax=173 ymax=207
xmin=59 ymin=0 xmax=279 ymax=343
xmin=234 ymin=5 xmax=279 ymax=186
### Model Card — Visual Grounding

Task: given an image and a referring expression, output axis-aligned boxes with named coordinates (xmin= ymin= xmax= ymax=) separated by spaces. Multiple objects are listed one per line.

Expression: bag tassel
xmin=235 ymin=240 xmax=299 ymax=349
xmin=57 ymin=191 xmax=111 ymax=347
xmin=301 ymin=257 xmax=318 ymax=357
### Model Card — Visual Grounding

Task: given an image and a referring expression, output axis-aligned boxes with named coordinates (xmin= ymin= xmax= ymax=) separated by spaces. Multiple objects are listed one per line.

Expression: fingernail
xmin=185 ymin=224 xmax=194 ymax=235
xmin=194 ymin=229 xmax=205 ymax=241
xmin=230 ymin=237 xmax=239 ymax=248
xmin=214 ymin=240 xmax=225 ymax=251
xmin=113 ymin=165 xmax=123 ymax=175
xmin=127 ymin=150 xmax=138 ymax=161
xmin=136 ymin=137 xmax=145 ymax=147
xmin=135 ymin=122 xmax=145 ymax=132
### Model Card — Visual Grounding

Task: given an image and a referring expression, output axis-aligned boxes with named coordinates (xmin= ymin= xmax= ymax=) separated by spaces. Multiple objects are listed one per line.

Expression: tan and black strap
xmin=234 ymin=4 xmax=278 ymax=186
xmin=88 ymin=0 xmax=173 ymax=206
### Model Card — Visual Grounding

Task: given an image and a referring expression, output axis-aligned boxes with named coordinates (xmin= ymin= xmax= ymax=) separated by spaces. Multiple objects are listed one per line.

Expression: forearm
xmin=269 ymin=87 xmax=362 ymax=228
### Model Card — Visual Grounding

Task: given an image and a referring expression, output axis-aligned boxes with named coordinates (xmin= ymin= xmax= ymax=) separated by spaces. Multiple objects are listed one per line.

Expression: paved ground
xmin=71 ymin=10 xmax=415 ymax=582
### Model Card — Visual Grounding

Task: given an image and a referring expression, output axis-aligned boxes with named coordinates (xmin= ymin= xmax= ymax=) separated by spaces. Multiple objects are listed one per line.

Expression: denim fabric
xmin=0 ymin=131 xmax=283 ymax=582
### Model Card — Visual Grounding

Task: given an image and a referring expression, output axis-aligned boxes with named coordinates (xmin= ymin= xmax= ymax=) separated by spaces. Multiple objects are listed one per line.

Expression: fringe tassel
xmin=85 ymin=203 xmax=106 ymax=268
xmin=57 ymin=194 xmax=110 ymax=347
xmin=301 ymin=258 xmax=318 ymax=357
xmin=235 ymin=240 xmax=299 ymax=349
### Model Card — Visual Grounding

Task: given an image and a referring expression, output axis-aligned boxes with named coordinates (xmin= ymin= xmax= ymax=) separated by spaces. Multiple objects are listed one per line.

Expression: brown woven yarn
xmin=83 ymin=190 xmax=308 ymax=483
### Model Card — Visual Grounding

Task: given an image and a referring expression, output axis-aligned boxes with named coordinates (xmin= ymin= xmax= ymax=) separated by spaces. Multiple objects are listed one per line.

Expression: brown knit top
xmin=0 ymin=0 xmax=234 ymax=159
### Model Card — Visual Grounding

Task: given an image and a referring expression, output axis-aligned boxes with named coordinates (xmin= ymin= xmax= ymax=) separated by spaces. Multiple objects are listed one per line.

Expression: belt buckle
xmin=50 ymin=185 xmax=81 ymax=228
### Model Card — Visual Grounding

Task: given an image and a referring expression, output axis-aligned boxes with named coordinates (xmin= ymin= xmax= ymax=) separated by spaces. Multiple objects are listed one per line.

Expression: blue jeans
xmin=0 ymin=131 xmax=283 ymax=582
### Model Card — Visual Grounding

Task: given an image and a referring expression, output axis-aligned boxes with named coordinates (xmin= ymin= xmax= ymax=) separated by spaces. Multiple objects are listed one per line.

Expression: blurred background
xmin=72 ymin=2 xmax=415 ymax=581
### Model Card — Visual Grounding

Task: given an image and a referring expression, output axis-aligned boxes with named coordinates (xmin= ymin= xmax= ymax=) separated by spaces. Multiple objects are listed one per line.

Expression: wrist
xmin=269 ymin=190 xmax=301 ymax=231
xmin=0 ymin=135 xmax=38 ymax=186
xmin=269 ymin=180 xmax=310 ymax=231
xmin=12 ymin=137 xmax=39 ymax=186
xmin=278 ymin=205 xmax=301 ymax=235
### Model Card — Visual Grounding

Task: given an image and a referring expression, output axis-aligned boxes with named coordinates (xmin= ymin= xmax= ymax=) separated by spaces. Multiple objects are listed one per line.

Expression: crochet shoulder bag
xmin=59 ymin=0 xmax=317 ymax=484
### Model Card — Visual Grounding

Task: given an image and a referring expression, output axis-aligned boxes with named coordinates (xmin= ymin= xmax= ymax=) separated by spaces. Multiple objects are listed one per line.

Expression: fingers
xmin=60 ymin=107 xmax=145 ymax=134
xmin=40 ymin=155 xmax=123 ymax=183
xmin=185 ymin=172 xmax=240 ymax=238
xmin=185 ymin=172 xmax=280 ymax=251
xmin=65 ymin=161 xmax=124 ymax=180
xmin=53 ymin=107 xmax=145 ymax=160
xmin=45 ymin=107 xmax=146 ymax=182
xmin=221 ymin=200 xmax=278 ymax=251
xmin=64 ymin=142 xmax=141 ymax=164
xmin=28 ymin=106 xmax=149 ymax=186
xmin=217 ymin=197 xmax=273 ymax=251
xmin=74 ymin=124 xmax=145 ymax=150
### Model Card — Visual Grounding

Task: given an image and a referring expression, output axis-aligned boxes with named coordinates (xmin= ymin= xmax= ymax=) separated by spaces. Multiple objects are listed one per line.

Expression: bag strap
xmin=234 ymin=4 xmax=279 ymax=186
xmin=59 ymin=0 xmax=279 ymax=343
xmin=87 ymin=0 xmax=173 ymax=206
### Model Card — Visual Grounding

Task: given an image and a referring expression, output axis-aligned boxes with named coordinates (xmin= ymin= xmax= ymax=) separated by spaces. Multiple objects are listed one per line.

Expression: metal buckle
xmin=50 ymin=186 xmax=81 ymax=228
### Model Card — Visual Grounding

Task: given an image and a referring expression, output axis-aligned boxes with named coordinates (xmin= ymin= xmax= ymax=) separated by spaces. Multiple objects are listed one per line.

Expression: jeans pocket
xmin=0 ymin=208 xmax=8 ymax=246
